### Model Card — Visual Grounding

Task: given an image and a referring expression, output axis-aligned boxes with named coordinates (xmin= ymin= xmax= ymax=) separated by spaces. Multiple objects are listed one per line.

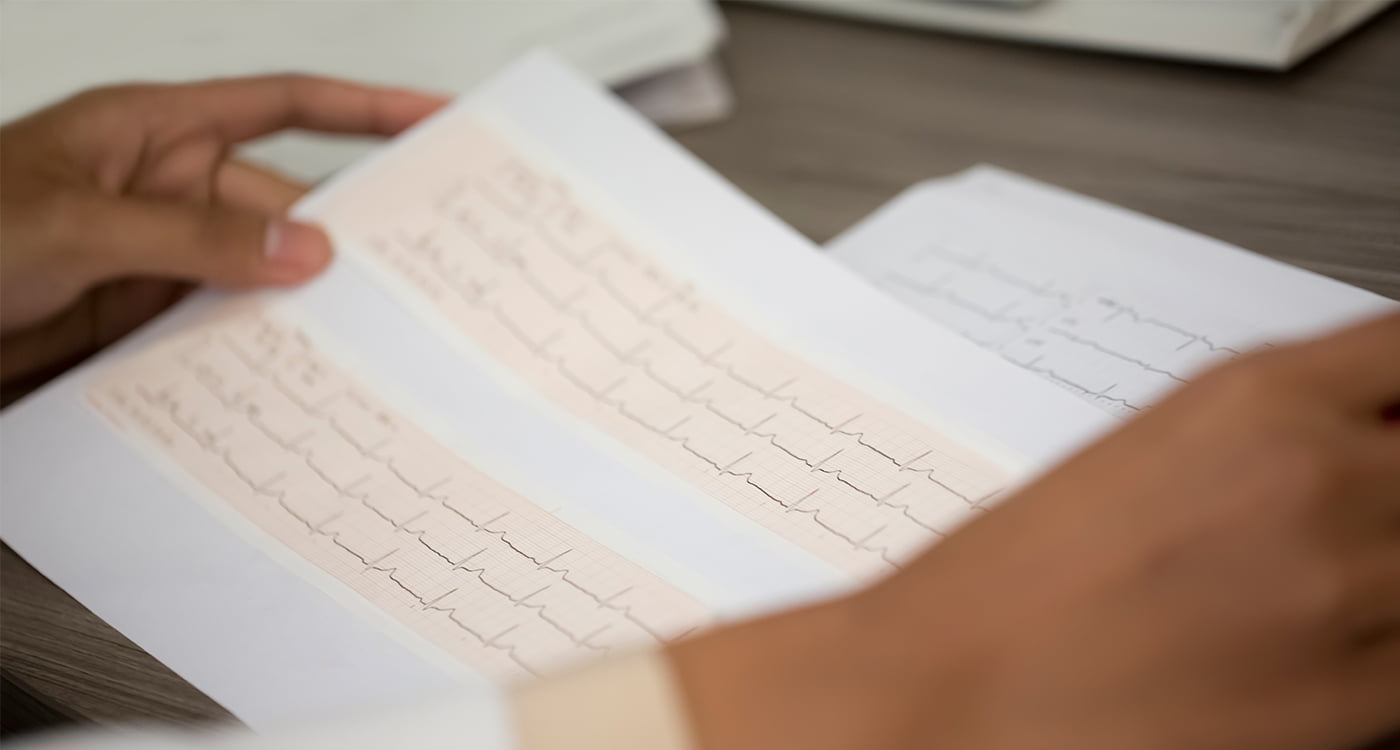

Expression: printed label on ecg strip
xmin=88 ymin=309 xmax=708 ymax=680
xmin=311 ymin=121 xmax=1008 ymax=577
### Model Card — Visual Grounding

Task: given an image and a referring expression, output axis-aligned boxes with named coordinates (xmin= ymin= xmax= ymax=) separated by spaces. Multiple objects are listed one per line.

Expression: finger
xmin=170 ymin=74 xmax=448 ymax=143
xmin=65 ymin=193 xmax=332 ymax=288
xmin=1275 ymin=312 xmax=1400 ymax=413
xmin=215 ymin=159 xmax=308 ymax=215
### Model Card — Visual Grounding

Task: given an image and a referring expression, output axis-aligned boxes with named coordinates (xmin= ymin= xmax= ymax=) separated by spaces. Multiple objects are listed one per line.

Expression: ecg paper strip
xmin=309 ymin=121 xmax=1008 ymax=578
xmin=831 ymin=168 xmax=1397 ymax=419
xmin=869 ymin=245 xmax=1236 ymax=417
xmin=827 ymin=172 xmax=1302 ymax=418
xmin=87 ymin=308 xmax=708 ymax=681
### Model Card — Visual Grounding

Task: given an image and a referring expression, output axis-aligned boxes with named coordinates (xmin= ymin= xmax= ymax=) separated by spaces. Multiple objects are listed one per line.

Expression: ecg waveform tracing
xmin=88 ymin=309 xmax=708 ymax=680
xmin=311 ymin=122 xmax=1007 ymax=577
xmin=871 ymin=242 xmax=1244 ymax=416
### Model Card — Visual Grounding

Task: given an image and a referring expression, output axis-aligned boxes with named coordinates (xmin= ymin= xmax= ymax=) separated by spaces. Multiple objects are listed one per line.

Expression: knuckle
xmin=51 ymin=83 xmax=177 ymax=144
xmin=1256 ymin=433 xmax=1341 ymax=511
xmin=274 ymin=71 xmax=312 ymax=86
xmin=1200 ymin=351 xmax=1291 ymax=404
xmin=270 ymin=72 xmax=314 ymax=99
xmin=1271 ymin=434 xmax=1340 ymax=491
xmin=1282 ymin=557 xmax=1352 ymax=627
xmin=257 ymin=73 xmax=314 ymax=123
xmin=1210 ymin=429 xmax=1341 ymax=522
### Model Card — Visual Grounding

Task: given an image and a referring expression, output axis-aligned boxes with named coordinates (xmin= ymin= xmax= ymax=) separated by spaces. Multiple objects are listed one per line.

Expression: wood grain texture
xmin=679 ymin=4 xmax=1400 ymax=300
xmin=2 ymin=2 xmax=1398 ymax=738
xmin=1 ymin=545 xmax=231 ymax=733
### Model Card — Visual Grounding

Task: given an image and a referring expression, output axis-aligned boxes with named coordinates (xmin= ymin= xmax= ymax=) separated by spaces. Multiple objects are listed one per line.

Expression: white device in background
xmin=766 ymin=0 xmax=1394 ymax=69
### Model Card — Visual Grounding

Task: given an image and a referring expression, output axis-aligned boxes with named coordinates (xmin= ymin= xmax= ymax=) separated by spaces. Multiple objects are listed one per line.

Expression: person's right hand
xmin=672 ymin=312 xmax=1400 ymax=750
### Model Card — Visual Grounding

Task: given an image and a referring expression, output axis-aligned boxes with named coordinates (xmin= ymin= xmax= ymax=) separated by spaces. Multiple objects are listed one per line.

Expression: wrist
xmin=667 ymin=590 xmax=952 ymax=750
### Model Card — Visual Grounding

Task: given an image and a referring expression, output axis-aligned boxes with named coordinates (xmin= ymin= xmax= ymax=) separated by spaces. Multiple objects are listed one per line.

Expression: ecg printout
xmin=830 ymin=167 xmax=1396 ymax=417
xmin=852 ymin=245 xmax=1222 ymax=416
xmin=305 ymin=121 xmax=1009 ymax=579
xmin=4 ymin=56 xmax=1121 ymax=729
xmin=88 ymin=307 xmax=708 ymax=680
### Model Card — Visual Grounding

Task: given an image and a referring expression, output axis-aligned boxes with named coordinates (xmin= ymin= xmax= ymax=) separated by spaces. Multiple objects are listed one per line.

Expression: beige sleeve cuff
xmin=510 ymin=649 xmax=694 ymax=750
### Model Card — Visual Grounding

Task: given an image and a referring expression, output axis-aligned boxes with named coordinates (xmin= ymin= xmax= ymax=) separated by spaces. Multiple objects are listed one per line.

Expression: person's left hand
xmin=0 ymin=75 xmax=446 ymax=387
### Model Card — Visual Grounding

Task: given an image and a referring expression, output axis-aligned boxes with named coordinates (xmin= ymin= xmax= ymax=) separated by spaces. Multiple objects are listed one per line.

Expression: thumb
xmin=68 ymin=193 xmax=333 ymax=287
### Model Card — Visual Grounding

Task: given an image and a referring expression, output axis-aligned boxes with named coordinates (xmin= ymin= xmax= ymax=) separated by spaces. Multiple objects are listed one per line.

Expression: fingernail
xmin=263 ymin=220 xmax=333 ymax=280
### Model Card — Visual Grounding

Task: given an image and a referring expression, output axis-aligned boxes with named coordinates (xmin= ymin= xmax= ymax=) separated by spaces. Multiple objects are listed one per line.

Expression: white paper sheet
xmin=0 ymin=56 xmax=1106 ymax=728
xmin=829 ymin=166 xmax=1398 ymax=417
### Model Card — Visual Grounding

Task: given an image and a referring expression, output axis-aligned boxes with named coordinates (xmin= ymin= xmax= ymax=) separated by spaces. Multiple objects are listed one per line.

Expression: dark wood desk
xmin=4 ymin=2 xmax=1399 ymax=738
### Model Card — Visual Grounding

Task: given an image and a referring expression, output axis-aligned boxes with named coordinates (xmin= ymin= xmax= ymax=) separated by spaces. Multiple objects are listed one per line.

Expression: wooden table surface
xmin=4 ymin=1 xmax=1399 ymax=740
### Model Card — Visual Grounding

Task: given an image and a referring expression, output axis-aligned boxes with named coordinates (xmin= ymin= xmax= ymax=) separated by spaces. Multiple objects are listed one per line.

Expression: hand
xmin=0 ymin=75 xmax=445 ymax=387
xmin=672 ymin=313 xmax=1400 ymax=750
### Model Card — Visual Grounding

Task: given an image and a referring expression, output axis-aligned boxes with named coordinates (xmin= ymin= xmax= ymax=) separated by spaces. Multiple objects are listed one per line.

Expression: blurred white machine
xmin=767 ymin=0 xmax=1394 ymax=69
xmin=0 ymin=0 xmax=730 ymax=180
